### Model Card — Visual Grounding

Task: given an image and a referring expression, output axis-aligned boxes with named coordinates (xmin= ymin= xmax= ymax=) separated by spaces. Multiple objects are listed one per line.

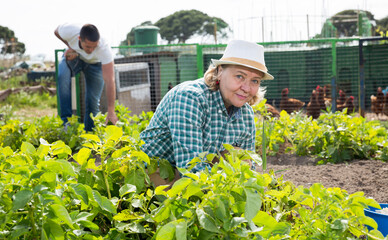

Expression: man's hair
xmin=80 ymin=24 xmax=100 ymax=42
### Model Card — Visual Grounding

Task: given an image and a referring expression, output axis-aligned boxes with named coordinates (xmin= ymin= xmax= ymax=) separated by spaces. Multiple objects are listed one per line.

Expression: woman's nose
xmin=241 ymin=80 xmax=250 ymax=92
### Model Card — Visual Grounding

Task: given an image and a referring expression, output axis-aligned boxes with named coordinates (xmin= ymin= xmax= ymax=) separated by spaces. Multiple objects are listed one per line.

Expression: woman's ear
xmin=216 ymin=66 xmax=223 ymax=79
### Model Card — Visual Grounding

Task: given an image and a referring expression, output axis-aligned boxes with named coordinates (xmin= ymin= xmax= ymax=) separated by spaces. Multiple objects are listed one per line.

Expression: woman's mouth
xmin=236 ymin=94 xmax=248 ymax=100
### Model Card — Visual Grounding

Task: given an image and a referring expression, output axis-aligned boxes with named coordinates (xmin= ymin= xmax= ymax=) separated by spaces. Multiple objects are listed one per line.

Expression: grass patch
xmin=1 ymin=73 xmax=58 ymax=123
xmin=380 ymin=120 xmax=388 ymax=129
xmin=0 ymin=74 xmax=28 ymax=89
xmin=0 ymin=91 xmax=57 ymax=123
xmin=2 ymin=91 xmax=56 ymax=109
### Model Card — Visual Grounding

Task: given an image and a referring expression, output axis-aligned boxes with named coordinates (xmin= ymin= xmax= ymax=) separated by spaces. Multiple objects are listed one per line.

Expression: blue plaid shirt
xmin=140 ymin=78 xmax=256 ymax=172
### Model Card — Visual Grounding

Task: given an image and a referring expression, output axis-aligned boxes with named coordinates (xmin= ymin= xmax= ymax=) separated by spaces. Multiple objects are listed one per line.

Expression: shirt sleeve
xmin=240 ymin=109 xmax=256 ymax=152
xmin=166 ymin=90 xmax=210 ymax=172
xmin=57 ymin=23 xmax=80 ymax=43
xmin=98 ymin=39 xmax=114 ymax=64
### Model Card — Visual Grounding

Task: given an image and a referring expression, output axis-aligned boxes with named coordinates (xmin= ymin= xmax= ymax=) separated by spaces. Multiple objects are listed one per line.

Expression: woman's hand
xmin=211 ymin=147 xmax=252 ymax=168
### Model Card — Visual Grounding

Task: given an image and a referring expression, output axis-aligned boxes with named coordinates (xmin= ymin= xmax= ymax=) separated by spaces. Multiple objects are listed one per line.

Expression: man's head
xmin=79 ymin=24 xmax=100 ymax=54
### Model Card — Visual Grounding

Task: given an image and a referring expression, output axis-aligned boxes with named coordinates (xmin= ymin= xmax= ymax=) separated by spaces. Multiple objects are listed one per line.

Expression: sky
xmin=1 ymin=0 xmax=387 ymax=62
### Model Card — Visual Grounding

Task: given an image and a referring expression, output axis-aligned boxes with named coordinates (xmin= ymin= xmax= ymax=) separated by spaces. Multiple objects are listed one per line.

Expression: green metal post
xmin=54 ymin=49 xmax=64 ymax=117
xmin=75 ymin=74 xmax=81 ymax=120
xmin=196 ymin=44 xmax=204 ymax=78
xmin=331 ymin=40 xmax=337 ymax=112
xmin=358 ymin=12 xmax=363 ymax=37
xmin=359 ymin=39 xmax=365 ymax=117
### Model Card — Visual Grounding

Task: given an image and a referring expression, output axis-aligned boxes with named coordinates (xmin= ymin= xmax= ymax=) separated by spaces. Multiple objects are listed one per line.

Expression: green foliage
xmin=376 ymin=15 xmax=388 ymax=36
xmin=0 ymin=135 xmax=382 ymax=239
xmin=2 ymin=90 xmax=56 ymax=109
xmin=0 ymin=115 xmax=84 ymax=151
xmin=0 ymin=123 xmax=383 ymax=239
xmin=119 ymin=21 xmax=153 ymax=46
xmin=0 ymin=25 xmax=25 ymax=55
xmin=289 ymin=184 xmax=384 ymax=239
xmin=0 ymin=105 xmax=13 ymax=124
xmin=155 ymin=9 xmax=230 ymax=44
xmin=0 ymin=104 xmax=387 ymax=238
xmin=0 ymin=74 xmax=27 ymax=89
xmin=254 ymin=103 xmax=388 ymax=163
xmin=331 ymin=10 xmax=375 ymax=37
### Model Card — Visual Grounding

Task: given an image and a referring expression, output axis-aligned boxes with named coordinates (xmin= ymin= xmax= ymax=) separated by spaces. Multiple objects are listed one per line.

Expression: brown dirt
xmin=263 ymin=155 xmax=388 ymax=203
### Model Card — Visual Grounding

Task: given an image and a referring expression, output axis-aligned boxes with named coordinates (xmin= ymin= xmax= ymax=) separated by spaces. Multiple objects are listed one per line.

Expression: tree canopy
xmin=330 ymin=10 xmax=375 ymax=37
xmin=376 ymin=15 xmax=388 ymax=35
xmin=155 ymin=9 xmax=230 ymax=44
xmin=120 ymin=21 xmax=153 ymax=47
xmin=0 ymin=25 xmax=25 ymax=55
xmin=313 ymin=10 xmax=384 ymax=39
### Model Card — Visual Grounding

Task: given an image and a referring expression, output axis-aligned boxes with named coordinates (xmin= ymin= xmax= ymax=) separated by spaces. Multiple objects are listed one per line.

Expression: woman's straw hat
xmin=212 ymin=40 xmax=274 ymax=80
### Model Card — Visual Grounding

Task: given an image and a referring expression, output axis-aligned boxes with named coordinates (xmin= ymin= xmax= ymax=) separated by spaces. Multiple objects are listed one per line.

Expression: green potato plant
xmin=0 ymin=104 xmax=387 ymax=239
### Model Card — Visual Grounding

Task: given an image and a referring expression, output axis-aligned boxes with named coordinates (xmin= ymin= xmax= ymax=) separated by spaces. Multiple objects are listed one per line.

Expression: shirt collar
xmin=213 ymin=90 xmax=242 ymax=120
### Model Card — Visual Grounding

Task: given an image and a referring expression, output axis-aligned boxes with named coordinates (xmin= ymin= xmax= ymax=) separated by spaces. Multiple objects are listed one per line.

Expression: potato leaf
xmin=104 ymin=125 xmax=123 ymax=142
xmin=156 ymin=221 xmax=176 ymax=240
xmin=119 ymin=184 xmax=137 ymax=198
xmin=43 ymin=218 xmax=65 ymax=240
xmin=196 ymin=208 xmax=221 ymax=233
xmin=92 ymin=190 xmax=117 ymax=214
xmin=12 ymin=189 xmax=33 ymax=211
xmin=49 ymin=204 xmax=75 ymax=229
xmin=70 ymin=183 xmax=89 ymax=206
xmin=167 ymin=177 xmax=191 ymax=197
xmin=244 ymin=188 xmax=262 ymax=221
xmin=73 ymin=148 xmax=91 ymax=166
xmin=21 ymin=142 xmax=36 ymax=157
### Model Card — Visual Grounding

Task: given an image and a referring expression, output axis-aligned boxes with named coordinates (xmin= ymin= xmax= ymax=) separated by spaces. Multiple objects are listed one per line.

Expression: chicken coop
xmin=55 ymin=37 xmax=388 ymax=121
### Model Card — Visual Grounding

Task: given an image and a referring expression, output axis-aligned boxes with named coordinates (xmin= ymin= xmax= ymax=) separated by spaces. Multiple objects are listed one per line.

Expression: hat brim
xmin=212 ymin=59 xmax=274 ymax=80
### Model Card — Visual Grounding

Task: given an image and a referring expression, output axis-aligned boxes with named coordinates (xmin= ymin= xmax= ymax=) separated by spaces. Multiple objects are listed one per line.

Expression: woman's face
xmin=217 ymin=65 xmax=263 ymax=109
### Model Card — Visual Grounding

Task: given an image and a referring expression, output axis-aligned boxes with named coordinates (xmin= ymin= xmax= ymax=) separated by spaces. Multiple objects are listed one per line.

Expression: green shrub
xmin=0 ymin=126 xmax=384 ymax=239
xmin=254 ymin=102 xmax=388 ymax=163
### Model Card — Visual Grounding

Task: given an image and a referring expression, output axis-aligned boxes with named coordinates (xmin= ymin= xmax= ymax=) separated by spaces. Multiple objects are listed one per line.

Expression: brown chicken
xmin=371 ymin=87 xmax=384 ymax=116
xmin=279 ymin=88 xmax=305 ymax=114
xmin=265 ymin=103 xmax=280 ymax=118
xmin=337 ymin=89 xmax=346 ymax=106
xmin=338 ymin=96 xmax=355 ymax=114
xmin=383 ymin=93 xmax=388 ymax=117
xmin=323 ymin=85 xmax=332 ymax=108
xmin=316 ymin=85 xmax=326 ymax=110
xmin=306 ymin=89 xmax=320 ymax=119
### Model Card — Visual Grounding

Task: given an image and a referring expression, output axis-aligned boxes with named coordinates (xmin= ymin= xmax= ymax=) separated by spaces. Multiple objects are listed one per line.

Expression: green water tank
xmin=134 ymin=26 xmax=159 ymax=45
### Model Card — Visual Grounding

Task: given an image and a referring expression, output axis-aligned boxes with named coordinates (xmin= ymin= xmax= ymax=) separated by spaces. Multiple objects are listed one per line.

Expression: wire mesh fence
xmin=54 ymin=37 xmax=388 ymax=121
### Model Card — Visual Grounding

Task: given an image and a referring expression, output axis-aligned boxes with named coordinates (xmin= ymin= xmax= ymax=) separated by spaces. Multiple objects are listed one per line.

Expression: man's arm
xmin=102 ymin=62 xmax=118 ymax=125
xmin=54 ymin=26 xmax=78 ymax=61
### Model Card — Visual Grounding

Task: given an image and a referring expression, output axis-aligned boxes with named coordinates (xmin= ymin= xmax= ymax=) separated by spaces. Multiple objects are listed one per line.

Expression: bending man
xmin=55 ymin=23 xmax=118 ymax=131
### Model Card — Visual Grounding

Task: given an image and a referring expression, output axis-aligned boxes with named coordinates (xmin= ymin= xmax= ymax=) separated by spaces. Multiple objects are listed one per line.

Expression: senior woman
xmin=140 ymin=40 xmax=274 ymax=178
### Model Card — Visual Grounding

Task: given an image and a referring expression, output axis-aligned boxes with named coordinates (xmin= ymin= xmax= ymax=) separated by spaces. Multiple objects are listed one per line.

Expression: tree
xmin=155 ymin=9 xmax=230 ymax=44
xmin=120 ymin=21 xmax=153 ymax=47
xmin=330 ymin=10 xmax=375 ymax=37
xmin=118 ymin=21 xmax=153 ymax=56
xmin=376 ymin=15 xmax=388 ymax=36
xmin=0 ymin=25 xmax=25 ymax=55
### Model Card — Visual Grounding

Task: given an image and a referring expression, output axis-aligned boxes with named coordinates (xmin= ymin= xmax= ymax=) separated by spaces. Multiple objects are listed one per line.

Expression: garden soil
xmin=262 ymin=155 xmax=388 ymax=203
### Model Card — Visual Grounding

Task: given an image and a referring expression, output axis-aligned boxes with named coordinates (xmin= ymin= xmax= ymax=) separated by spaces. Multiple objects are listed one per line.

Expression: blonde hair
xmin=204 ymin=64 xmax=266 ymax=106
